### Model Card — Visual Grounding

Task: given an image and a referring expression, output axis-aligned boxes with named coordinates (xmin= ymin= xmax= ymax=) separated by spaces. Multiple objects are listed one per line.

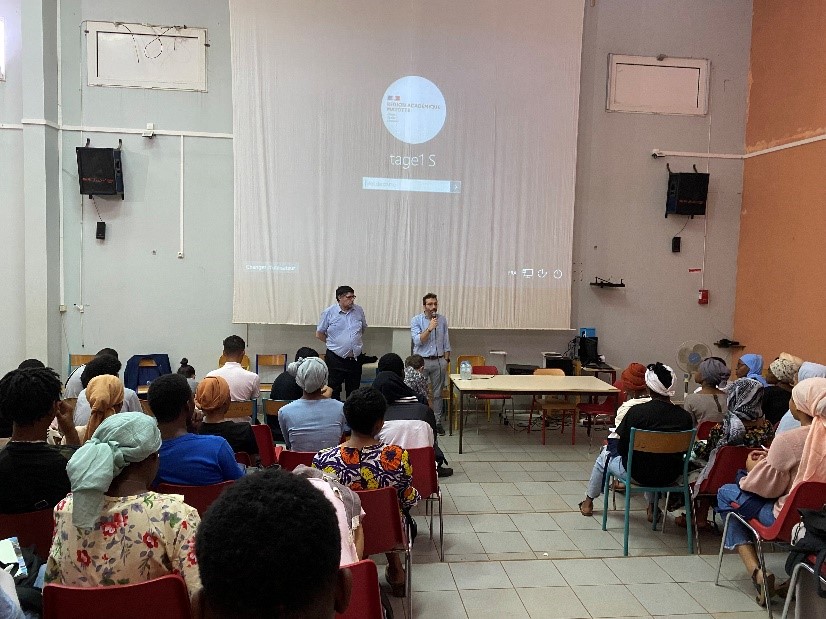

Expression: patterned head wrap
xmin=779 ymin=352 xmax=804 ymax=367
xmin=620 ymin=363 xmax=646 ymax=392
xmin=196 ymin=376 xmax=231 ymax=412
xmin=699 ymin=358 xmax=730 ymax=387
xmin=726 ymin=377 xmax=764 ymax=421
xmin=295 ymin=357 xmax=328 ymax=393
xmin=770 ymin=358 xmax=800 ymax=386
xmin=67 ymin=412 xmax=161 ymax=529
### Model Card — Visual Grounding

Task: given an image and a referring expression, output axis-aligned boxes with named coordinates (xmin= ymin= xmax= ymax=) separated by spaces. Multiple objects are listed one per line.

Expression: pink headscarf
xmin=789 ymin=377 xmax=826 ymax=488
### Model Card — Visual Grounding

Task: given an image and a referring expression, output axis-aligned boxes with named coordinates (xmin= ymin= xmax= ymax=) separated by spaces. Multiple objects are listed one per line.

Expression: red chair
xmin=715 ymin=481 xmax=826 ymax=618
xmin=356 ymin=487 xmax=412 ymax=618
xmin=0 ymin=508 xmax=54 ymax=558
xmin=251 ymin=423 xmax=282 ymax=467
xmin=575 ymin=379 xmax=626 ymax=447
xmin=43 ymin=573 xmax=190 ymax=619
xmin=336 ymin=559 xmax=383 ymax=619
xmin=278 ymin=450 xmax=316 ymax=471
xmin=407 ymin=446 xmax=443 ymax=561
xmin=696 ymin=420 xmax=717 ymax=440
xmin=780 ymin=554 xmax=826 ymax=619
xmin=235 ymin=451 xmax=252 ymax=466
xmin=156 ymin=480 xmax=235 ymax=515
xmin=469 ymin=365 xmax=514 ymax=430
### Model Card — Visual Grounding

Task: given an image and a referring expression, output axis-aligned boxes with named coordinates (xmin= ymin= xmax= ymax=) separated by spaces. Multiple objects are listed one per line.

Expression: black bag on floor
xmin=785 ymin=506 xmax=826 ymax=598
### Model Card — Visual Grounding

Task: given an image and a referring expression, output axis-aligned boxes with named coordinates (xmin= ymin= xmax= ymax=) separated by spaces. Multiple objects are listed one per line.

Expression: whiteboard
xmin=86 ymin=22 xmax=207 ymax=91
xmin=607 ymin=54 xmax=708 ymax=116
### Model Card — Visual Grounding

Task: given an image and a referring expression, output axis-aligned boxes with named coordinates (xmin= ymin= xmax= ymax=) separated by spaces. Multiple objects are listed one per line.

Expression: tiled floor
xmin=382 ymin=418 xmax=794 ymax=618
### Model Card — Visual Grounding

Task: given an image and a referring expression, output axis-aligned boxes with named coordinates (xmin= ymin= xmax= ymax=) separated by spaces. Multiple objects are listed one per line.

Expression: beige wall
xmin=734 ymin=0 xmax=826 ymax=362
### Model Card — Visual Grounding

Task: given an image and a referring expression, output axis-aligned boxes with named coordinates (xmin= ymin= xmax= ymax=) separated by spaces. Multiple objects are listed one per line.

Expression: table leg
xmin=459 ymin=392 xmax=465 ymax=454
xmin=448 ymin=380 xmax=454 ymax=437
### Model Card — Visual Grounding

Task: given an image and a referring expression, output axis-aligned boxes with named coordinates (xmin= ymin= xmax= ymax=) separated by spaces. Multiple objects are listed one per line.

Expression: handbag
xmin=784 ymin=506 xmax=826 ymax=598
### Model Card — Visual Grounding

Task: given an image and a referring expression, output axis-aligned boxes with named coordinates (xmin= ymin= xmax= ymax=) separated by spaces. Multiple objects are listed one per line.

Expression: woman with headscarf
xmin=683 ymin=358 xmax=730 ymax=426
xmin=777 ymin=361 xmax=826 ymax=434
xmin=736 ymin=353 xmax=768 ymax=386
xmin=45 ymin=412 xmax=201 ymax=596
xmin=197 ymin=376 xmax=258 ymax=455
xmin=80 ymin=375 xmax=125 ymax=444
xmin=278 ymin=357 xmax=347 ymax=452
xmin=716 ymin=377 xmax=826 ymax=607
xmin=762 ymin=357 xmax=801 ymax=425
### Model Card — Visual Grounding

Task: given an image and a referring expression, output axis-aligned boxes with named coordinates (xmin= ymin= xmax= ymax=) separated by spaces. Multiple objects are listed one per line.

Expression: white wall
xmin=1 ymin=0 xmax=753 ymax=396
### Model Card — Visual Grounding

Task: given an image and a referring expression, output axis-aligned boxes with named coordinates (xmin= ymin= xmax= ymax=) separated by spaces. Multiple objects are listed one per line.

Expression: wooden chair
xmin=219 ymin=353 xmax=251 ymax=371
xmin=602 ymin=428 xmax=697 ymax=556
xmin=264 ymin=399 xmax=291 ymax=439
xmin=139 ymin=399 xmax=153 ymax=415
xmin=715 ymin=480 xmax=826 ymax=619
xmin=156 ymin=480 xmax=235 ymax=516
xmin=356 ymin=487 xmax=412 ymax=617
xmin=528 ymin=369 xmax=580 ymax=444
xmin=43 ymin=574 xmax=190 ymax=619
xmin=278 ymin=450 xmax=316 ymax=471
xmin=407 ymin=446 xmax=443 ymax=560
xmin=0 ymin=508 xmax=54 ymax=558
xmin=251 ymin=423 xmax=281 ymax=467
xmin=67 ymin=354 xmax=95 ymax=380
xmin=336 ymin=559 xmax=383 ymax=619
xmin=256 ymin=353 xmax=288 ymax=395
xmin=225 ymin=399 xmax=256 ymax=420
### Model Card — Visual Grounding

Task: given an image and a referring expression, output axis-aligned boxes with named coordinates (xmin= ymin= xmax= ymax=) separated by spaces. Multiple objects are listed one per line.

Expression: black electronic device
xmin=672 ymin=236 xmax=681 ymax=253
xmin=506 ymin=364 xmax=539 ymax=376
xmin=666 ymin=172 xmax=708 ymax=218
xmin=95 ymin=222 xmax=106 ymax=240
xmin=76 ymin=147 xmax=125 ymax=199
xmin=543 ymin=355 xmax=574 ymax=376
xmin=577 ymin=336 xmax=599 ymax=366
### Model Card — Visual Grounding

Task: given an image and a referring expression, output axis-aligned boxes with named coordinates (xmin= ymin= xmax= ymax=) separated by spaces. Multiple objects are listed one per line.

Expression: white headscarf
xmin=645 ymin=363 xmax=676 ymax=397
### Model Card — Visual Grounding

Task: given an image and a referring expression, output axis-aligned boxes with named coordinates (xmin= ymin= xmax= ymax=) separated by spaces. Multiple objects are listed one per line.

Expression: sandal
xmin=751 ymin=568 xmax=775 ymax=607
xmin=578 ymin=498 xmax=594 ymax=517
xmin=646 ymin=504 xmax=663 ymax=523
xmin=385 ymin=566 xmax=406 ymax=598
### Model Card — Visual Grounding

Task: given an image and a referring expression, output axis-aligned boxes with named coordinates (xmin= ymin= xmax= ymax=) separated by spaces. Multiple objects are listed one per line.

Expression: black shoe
xmin=357 ymin=353 xmax=378 ymax=364
xmin=437 ymin=465 xmax=453 ymax=478
xmin=435 ymin=424 xmax=446 ymax=436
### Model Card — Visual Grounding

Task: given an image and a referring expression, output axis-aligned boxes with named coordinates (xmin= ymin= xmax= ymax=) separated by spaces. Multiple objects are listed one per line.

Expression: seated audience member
xmin=716 ymin=377 xmax=826 ymax=607
xmin=373 ymin=353 xmax=452 ymax=477
xmin=279 ymin=357 xmax=346 ymax=452
xmin=683 ymin=357 xmax=730 ymax=426
xmin=206 ymin=335 xmax=260 ymax=403
xmin=73 ymin=354 xmax=142 ymax=426
xmin=17 ymin=359 xmax=45 ymax=370
xmin=777 ymin=361 xmax=826 ymax=433
xmin=80 ymin=375 xmax=128 ymax=443
xmin=197 ymin=376 xmax=258 ymax=455
xmin=45 ymin=412 xmax=201 ymax=595
xmin=63 ymin=347 xmax=119 ymax=399
xmin=293 ymin=465 xmax=365 ymax=566
xmin=192 ymin=469 xmax=351 ymax=618
xmin=0 ymin=367 xmax=80 ymax=514
xmin=313 ymin=387 xmax=419 ymax=596
xmin=270 ymin=347 xmax=321 ymax=402
xmin=736 ymin=353 xmax=768 ymax=386
xmin=403 ymin=354 xmax=430 ymax=405
xmin=178 ymin=357 xmax=198 ymax=393
xmin=579 ymin=363 xmax=692 ymax=520
xmin=762 ymin=356 xmax=800 ymax=425
xmin=149 ymin=373 xmax=244 ymax=486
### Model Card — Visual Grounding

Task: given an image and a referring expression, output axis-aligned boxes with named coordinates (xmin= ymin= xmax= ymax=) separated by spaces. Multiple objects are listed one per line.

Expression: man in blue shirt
xmin=316 ymin=285 xmax=368 ymax=401
xmin=411 ymin=293 xmax=451 ymax=435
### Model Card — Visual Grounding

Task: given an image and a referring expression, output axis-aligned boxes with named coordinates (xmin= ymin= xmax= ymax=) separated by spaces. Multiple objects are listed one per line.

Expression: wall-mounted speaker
xmin=666 ymin=172 xmax=708 ymax=217
xmin=76 ymin=147 xmax=124 ymax=199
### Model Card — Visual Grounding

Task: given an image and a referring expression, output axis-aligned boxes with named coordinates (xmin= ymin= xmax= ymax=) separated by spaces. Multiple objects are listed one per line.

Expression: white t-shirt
xmin=306 ymin=478 xmax=364 ymax=567
xmin=378 ymin=420 xmax=434 ymax=449
xmin=63 ymin=366 xmax=85 ymax=398
xmin=206 ymin=362 xmax=260 ymax=401
xmin=73 ymin=387 xmax=143 ymax=425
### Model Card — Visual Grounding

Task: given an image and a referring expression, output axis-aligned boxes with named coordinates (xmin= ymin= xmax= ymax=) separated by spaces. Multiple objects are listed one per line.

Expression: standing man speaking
xmin=411 ymin=293 xmax=451 ymax=435
xmin=316 ymin=285 xmax=367 ymax=401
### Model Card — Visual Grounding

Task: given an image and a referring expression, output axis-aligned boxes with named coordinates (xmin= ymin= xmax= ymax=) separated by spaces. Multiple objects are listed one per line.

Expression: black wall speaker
xmin=666 ymin=172 xmax=708 ymax=217
xmin=76 ymin=147 xmax=124 ymax=198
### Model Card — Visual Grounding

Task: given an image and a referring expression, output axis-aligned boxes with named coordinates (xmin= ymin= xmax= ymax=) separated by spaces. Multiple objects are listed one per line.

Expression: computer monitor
xmin=577 ymin=337 xmax=599 ymax=365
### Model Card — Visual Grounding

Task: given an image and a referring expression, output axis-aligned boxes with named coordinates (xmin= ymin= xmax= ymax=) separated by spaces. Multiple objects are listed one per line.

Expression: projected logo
xmin=381 ymin=76 xmax=446 ymax=145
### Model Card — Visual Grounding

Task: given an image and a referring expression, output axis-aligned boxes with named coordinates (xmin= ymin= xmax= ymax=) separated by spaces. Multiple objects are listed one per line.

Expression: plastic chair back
xmin=156 ymin=480 xmax=235 ymax=516
xmin=456 ymin=355 xmax=485 ymax=369
xmin=695 ymin=446 xmax=752 ymax=496
xmin=0 ymin=509 xmax=54 ymax=558
xmin=356 ymin=487 xmax=407 ymax=556
xmin=336 ymin=560 xmax=383 ymax=619
xmin=251 ymin=424 xmax=278 ymax=467
xmin=278 ymin=450 xmax=316 ymax=471
xmin=696 ymin=420 xmax=717 ymax=440
xmin=753 ymin=481 xmax=826 ymax=542
xmin=43 ymin=574 xmax=190 ymax=619
xmin=235 ymin=452 xmax=252 ymax=466
xmin=407 ymin=446 xmax=438 ymax=498
xmin=472 ymin=365 xmax=499 ymax=376
xmin=226 ymin=400 xmax=256 ymax=420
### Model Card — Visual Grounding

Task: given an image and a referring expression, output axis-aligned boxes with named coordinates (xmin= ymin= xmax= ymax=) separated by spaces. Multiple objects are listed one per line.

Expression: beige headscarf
xmin=195 ymin=376 xmax=231 ymax=412
xmin=789 ymin=377 xmax=826 ymax=488
xmin=83 ymin=375 xmax=124 ymax=443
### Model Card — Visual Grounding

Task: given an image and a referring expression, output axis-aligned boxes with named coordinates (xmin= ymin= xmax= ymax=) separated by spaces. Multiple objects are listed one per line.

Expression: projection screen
xmin=230 ymin=0 xmax=584 ymax=329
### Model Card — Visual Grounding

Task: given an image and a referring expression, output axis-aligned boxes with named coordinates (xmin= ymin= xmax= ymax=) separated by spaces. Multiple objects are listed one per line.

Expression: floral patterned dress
xmin=45 ymin=491 xmax=201 ymax=596
xmin=313 ymin=443 xmax=420 ymax=510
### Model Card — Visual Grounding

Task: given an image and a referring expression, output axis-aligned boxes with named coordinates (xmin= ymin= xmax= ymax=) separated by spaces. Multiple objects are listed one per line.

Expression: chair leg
xmin=692 ymin=498 xmax=702 ymax=555
xmin=780 ymin=561 xmax=807 ymax=619
xmin=438 ymin=493 xmax=444 ymax=562
xmin=602 ymin=472 xmax=612 ymax=531
xmin=715 ymin=512 xmax=732 ymax=585
xmin=623 ymin=484 xmax=632 ymax=556
xmin=571 ymin=411 xmax=577 ymax=445
xmin=527 ymin=398 xmax=535 ymax=434
xmin=541 ymin=411 xmax=547 ymax=445
xmin=684 ymin=489 xmax=694 ymax=555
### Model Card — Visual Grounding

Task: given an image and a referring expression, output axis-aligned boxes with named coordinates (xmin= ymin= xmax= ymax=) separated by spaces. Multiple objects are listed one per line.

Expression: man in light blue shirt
xmin=411 ymin=292 xmax=451 ymax=434
xmin=316 ymin=285 xmax=367 ymax=401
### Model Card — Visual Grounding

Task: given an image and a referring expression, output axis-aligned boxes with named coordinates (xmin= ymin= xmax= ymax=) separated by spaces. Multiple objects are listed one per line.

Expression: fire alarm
xmin=698 ymin=289 xmax=709 ymax=305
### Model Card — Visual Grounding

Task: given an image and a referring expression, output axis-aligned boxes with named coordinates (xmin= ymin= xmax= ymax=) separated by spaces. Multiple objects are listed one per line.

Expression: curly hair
xmin=196 ymin=469 xmax=341 ymax=617
xmin=146 ymin=373 xmax=192 ymax=423
xmin=0 ymin=367 xmax=62 ymax=426
xmin=342 ymin=386 xmax=387 ymax=435
xmin=80 ymin=354 xmax=122 ymax=388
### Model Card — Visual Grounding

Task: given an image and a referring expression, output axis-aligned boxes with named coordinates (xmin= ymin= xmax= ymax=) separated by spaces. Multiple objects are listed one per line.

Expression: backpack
xmin=785 ymin=506 xmax=826 ymax=598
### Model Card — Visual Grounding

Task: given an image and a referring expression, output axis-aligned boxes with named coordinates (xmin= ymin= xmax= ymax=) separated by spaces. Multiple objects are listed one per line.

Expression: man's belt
xmin=424 ymin=355 xmax=442 ymax=360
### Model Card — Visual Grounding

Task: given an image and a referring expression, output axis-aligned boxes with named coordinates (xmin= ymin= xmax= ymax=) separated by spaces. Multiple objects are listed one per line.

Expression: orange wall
xmin=734 ymin=0 xmax=826 ymax=362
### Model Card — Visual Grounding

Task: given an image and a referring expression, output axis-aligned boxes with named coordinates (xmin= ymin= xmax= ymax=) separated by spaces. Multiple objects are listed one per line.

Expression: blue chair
xmin=602 ymin=427 xmax=697 ymax=556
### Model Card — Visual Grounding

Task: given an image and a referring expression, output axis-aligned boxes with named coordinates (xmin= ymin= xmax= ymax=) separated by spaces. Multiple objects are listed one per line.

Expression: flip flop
xmin=578 ymin=499 xmax=593 ymax=517
xmin=751 ymin=568 xmax=775 ymax=607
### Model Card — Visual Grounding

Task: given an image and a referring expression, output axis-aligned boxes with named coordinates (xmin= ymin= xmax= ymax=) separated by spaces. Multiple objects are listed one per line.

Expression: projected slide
xmin=230 ymin=0 xmax=584 ymax=329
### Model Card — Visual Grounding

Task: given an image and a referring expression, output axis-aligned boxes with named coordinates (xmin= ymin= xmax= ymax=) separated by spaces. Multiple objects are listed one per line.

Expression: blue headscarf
xmin=739 ymin=354 xmax=768 ymax=386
